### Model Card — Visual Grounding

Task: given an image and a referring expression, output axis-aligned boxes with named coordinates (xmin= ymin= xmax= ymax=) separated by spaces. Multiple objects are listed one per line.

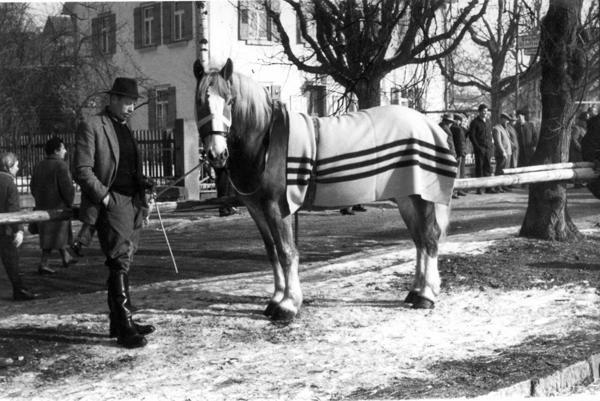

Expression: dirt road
xmin=1 ymin=187 xmax=600 ymax=400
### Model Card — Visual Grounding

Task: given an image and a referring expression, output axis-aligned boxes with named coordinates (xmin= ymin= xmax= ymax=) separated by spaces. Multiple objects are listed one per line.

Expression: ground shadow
xmin=343 ymin=331 xmax=600 ymax=399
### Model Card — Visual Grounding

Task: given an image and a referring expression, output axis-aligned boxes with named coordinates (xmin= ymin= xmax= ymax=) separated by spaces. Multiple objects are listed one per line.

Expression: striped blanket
xmin=285 ymin=105 xmax=457 ymax=214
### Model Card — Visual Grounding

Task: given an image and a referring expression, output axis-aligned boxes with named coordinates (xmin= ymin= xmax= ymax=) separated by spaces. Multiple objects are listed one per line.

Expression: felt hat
xmin=441 ymin=113 xmax=455 ymax=123
xmin=500 ymin=112 xmax=514 ymax=121
xmin=105 ymin=77 xmax=140 ymax=99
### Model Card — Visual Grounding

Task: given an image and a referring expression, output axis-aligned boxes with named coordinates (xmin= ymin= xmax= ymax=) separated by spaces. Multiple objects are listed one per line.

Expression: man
xmin=514 ymin=110 xmax=538 ymax=167
xmin=492 ymin=113 xmax=514 ymax=192
xmin=506 ymin=114 xmax=519 ymax=169
xmin=74 ymin=78 xmax=155 ymax=349
xmin=467 ymin=104 xmax=494 ymax=194
xmin=439 ymin=114 xmax=459 ymax=199
xmin=451 ymin=114 xmax=468 ymax=197
xmin=31 ymin=137 xmax=76 ymax=275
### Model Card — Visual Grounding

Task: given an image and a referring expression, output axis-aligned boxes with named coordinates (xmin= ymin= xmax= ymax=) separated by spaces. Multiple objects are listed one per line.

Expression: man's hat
xmin=441 ymin=113 xmax=455 ymax=123
xmin=500 ymin=112 xmax=514 ymax=121
xmin=105 ymin=77 xmax=140 ymax=99
xmin=453 ymin=113 xmax=464 ymax=121
xmin=478 ymin=104 xmax=488 ymax=112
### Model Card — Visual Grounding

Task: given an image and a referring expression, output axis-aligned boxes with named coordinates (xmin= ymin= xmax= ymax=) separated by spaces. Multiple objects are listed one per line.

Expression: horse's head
xmin=194 ymin=58 xmax=234 ymax=168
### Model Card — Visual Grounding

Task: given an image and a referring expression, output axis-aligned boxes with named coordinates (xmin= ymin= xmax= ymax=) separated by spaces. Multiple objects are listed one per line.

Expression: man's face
xmin=9 ymin=160 xmax=19 ymax=177
xmin=479 ymin=108 xmax=488 ymax=120
xmin=109 ymin=95 xmax=136 ymax=121
xmin=517 ymin=114 xmax=526 ymax=123
xmin=57 ymin=143 xmax=67 ymax=160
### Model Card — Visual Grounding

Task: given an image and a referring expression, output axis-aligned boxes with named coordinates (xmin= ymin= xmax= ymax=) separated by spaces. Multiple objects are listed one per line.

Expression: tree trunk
xmin=489 ymin=67 xmax=503 ymax=124
xmin=520 ymin=0 xmax=584 ymax=241
xmin=354 ymin=78 xmax=382 ymax=109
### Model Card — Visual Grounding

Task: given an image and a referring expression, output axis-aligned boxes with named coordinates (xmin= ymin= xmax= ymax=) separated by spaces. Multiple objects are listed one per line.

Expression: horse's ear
xmin=220 ymin=58 xmax=233 ymax=81
xmin=193 ymin=59 xmax=205 ymax=81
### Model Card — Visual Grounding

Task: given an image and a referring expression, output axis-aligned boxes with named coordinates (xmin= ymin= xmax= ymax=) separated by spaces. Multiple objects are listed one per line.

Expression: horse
xmin=193 ymin=58 xmax=457 ymax=321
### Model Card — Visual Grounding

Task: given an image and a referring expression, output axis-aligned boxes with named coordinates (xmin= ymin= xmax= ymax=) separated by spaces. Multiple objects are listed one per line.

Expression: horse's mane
xmin=197 ymin=70 xmax=272 ymax=137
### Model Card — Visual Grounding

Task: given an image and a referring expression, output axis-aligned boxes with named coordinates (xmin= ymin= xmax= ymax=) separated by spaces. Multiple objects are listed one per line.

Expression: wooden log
xmin=502 ymin=162 xmax=594 ymax=175
xmin=0 ymin=196 xmax=238 ymax=225
xmin=454 ymin=167 xmax=599 ymax=190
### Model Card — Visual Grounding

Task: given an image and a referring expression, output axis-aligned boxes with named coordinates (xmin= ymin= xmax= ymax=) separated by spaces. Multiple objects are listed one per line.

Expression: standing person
xmin=514 ymin=109 xmax=539 ymax=167
xmin=215 ymin=168 xmax=238 ymax=217
xmin=492 ymin=113 xmax=514 ymax=192
xmin=506 ymin=114 xmax=519 ymax=169
xmin=438 ymin=114 xmax=458 ymax=198
xmin=467 ymin=104 xmax=495 ymax=194
xmin=0 ymin=152 xmax=36 ymax=301
xmin=30 ymin=137 xmax=76 ymax=275
xmin=74 ymin=77 xmax=155 ymax=349
xmin=451 ymin=114 xmax=468 ymax=197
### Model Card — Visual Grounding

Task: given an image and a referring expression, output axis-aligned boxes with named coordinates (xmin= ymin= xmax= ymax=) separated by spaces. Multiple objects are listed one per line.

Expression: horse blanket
xmin=285 ymin=105 xmax=457 ymax=214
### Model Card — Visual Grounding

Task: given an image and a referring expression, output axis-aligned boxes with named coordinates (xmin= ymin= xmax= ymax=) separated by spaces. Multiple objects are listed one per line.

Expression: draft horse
xmin=194 ymin=58 xmax=457 ymax=321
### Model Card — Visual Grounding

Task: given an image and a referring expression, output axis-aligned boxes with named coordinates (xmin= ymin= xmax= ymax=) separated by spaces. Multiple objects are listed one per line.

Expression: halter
xmin=196 ymin=87 xmax=233 ymax=140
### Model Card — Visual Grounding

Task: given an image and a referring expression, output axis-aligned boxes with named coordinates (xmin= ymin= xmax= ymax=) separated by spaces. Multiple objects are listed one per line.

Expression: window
xmin=134 ymin=4 xmax=160 ymax=49
xmin=149 ymin=86 xmax=177 ymax=130
xmin=91 ymin=13 xmax=116 ymax=55
xmin=174 ymin=8 xmax=184 ymax=40
xmin=162 ymin=2 xmax=193 ymax=44
xmin=238 ymin=0 xmax=280 ymax=43
xmin=143 ymin=7 xmax=153 ymax=46
xmin=304 ymin=85 xmax=327 ymax=117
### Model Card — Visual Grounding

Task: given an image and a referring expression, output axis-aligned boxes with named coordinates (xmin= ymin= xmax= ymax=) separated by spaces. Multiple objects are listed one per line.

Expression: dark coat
xmin=467 ymin=116 xmax=494 ymax=155
xmin=582 ymin=115 xmax=600 ymax=162
xmin=439 ymin=123 xmax=456 ymax=157
xmin=31 ymin=154 xmax=75 ymax=249
xmin=450 ymin=124 xmax=467 ymax=157
xmin=74 ymin=109 xmax=145 ymax=225
xmin=0 ymin=171 xmax=22 ymax=237
xmin=515 ymin=121 xmax=538 ymax=166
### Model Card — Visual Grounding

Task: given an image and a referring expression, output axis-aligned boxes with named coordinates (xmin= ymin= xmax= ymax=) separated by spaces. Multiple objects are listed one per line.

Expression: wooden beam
xmin=455 ymin=167 xmax=598 ymax=190
xmin=502 ymin=162 xmax=594 ymax=175
xmin=0 ymin=196 xmax=237 ymax=225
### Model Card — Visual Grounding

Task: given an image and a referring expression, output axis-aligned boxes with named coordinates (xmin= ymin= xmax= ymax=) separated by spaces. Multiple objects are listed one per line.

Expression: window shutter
xmin=162 ymin=1 xmax=172 ymax=43
xmin=267 ymin=0 xmax=280 ymax=41
xmin=238 ymin=1 xmax=249 ymax=40
xmin=182 ymin=2 xmax=193 ymax=40
xmin=109 ymin=13 xmax=117 ymax=54
xmin=91 ymin=16 xmax=100 ymax=54
xmin=133 ymin=7 xmax=142 ymax=49
xmin=152 ymin=3 xmax=161 ymax=45
xmin=167 ymin=86 xmax=177 ymax=128
xmin=148 ymin=89 xmax=157 ymax=130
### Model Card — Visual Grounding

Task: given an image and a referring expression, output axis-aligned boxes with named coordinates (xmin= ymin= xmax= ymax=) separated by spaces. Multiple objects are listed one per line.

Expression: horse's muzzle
xmin=207 ymin=147 xmax=229 ymax=168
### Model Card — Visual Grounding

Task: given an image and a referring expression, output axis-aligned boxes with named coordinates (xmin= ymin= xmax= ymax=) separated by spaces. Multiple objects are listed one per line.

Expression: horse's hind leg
xmin=398 ymin=196 xmax=444 ymax=309
xmin=245 ymin=202 xmax=285 ymax=317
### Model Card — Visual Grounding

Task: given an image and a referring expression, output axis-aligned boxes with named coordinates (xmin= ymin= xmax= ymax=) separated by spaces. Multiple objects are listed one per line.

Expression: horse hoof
xmin=270 ymin=305 xmax=297 ymax=322
xmin=404 ymin=291 xmax=419 ymax=304
xmin=263 ymin=301 xmax=278 ymax=317
xmin=412 ymin=296 xmax=435 ymax=310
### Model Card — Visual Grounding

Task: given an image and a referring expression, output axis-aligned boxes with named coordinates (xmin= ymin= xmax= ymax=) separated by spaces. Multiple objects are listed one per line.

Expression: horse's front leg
xmin=244 ymin=201 xmax=285 ymax=316
xmin=263 ymin=202 xmax=301 ymax=321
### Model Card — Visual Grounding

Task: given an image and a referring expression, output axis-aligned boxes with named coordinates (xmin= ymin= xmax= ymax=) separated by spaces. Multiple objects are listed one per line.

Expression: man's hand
xmin=13 ymin=231 xmax=23 ymax=248
xmin=102 ymin=194 xmax=110 ymax=207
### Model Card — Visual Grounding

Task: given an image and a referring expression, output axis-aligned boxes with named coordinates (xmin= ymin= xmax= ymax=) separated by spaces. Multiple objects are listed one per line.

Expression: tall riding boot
xmin=108 ymin=275 xmax=155 ymax=338
xmin=107 ymin=271 xmax=147 ymax=348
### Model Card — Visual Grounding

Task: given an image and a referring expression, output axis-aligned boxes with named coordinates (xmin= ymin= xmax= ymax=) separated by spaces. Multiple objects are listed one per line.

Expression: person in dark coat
xmin=514 ymin=109 xmax=538 ymax=167
xmin=0 ymin=152 xmax=36 ymax=301
xmin=31 ymin=137 xmax=76 ymax=275
xmin=451 ymin=114 xmax=468 ymax=197
xmin=467 ymin=104 xmax=495 ymax=194
xmin=74 ymin=77 xmax=155 ymax=349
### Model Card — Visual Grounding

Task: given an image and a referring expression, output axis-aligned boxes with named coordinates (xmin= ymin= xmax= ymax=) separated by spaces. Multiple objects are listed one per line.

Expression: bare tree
xmin=519 ymin=0 xmax=586 ymax=240
xmin=266 ymin=0 xmax=488 ymax=110
xmin=436 ymin=0 xmax=542 ymax=121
